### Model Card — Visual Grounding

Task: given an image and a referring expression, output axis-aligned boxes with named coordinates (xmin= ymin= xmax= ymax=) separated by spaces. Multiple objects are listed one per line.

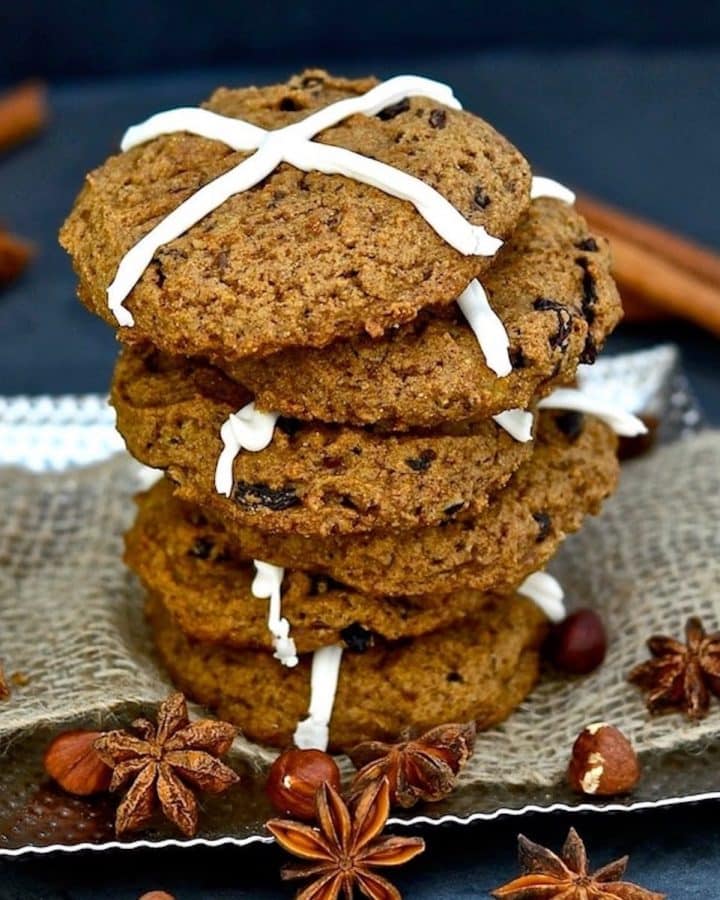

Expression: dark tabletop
xmin=0 ymin=49 xmax=719 ymax=898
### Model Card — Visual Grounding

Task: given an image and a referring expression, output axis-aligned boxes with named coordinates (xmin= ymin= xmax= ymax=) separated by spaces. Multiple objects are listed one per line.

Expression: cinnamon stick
xmin=0 ymin=81 xmax=47 ymax=153
xmin=619 ymin=288 xmax=671 ymax=324
xmin=609 ymin=230 xmax=720 ymax=337
xmin=578 ymin=193 xmax=720 ymax=290
xmin=0 ymin=230 xmax=33 ymax=286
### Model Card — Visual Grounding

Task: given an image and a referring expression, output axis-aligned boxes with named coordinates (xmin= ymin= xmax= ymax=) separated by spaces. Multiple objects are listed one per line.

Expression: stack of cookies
xmin=61 ymin=70 xmax=637 ymax=752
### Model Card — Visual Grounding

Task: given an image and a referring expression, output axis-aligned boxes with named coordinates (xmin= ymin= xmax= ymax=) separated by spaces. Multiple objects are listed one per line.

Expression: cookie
xmin=111 ymin=345 xmax=532 ymax=537
xmin=146 ymin=589 xmax=547 ymax=751
xmin=126 ymin=478 xmax=520 ymax=653
xmin=228 ymin=198 xmax=622 ymax=429
xmin=60 ymin=70 xmax=532 ymax=362
xmin=211 ymin=412 xmax=620 ymax=596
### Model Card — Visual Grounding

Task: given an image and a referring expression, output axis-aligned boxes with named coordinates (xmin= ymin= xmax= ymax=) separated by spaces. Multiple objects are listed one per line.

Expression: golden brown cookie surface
xmin=111 ymin=346 xmax=532 ymax=537
xmin=212 ymin=412 xmax=620 ymax=596
xmin=146 ymin=589 xmax=547 ymax=751
xmin=229 ymin=199 xmax=621 ymax=429
xmin=60 ymin=70 xmax=531 ymax=361
xmin=125 ymin=479 xmax=505 ymax=652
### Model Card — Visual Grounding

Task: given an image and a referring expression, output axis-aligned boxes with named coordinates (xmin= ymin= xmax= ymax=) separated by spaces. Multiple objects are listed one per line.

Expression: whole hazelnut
xmin=567 ymin=723 xmax=640 ymax=796
xmin=43 ymin=730 xmax=112 ymax=796
xmin=266 ymin=748 xmax=341 ymax=820
xmin=547 ymin=609 xmax=607 ymax=674
xmin=138 ymin=893 xmax=175 ymax=900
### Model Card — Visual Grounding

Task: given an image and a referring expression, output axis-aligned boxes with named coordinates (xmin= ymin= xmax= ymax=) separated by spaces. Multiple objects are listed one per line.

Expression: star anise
xmin=492 ymin=828 xmax=665 ymax=899
xmin=94 ymin=692 xmax=240 ymax=836
xmin=347 ymin=722 xmax=476 ymax=808
xmin=267 ymin=778 xmax=425 ymax=900
xmin=628 ymin=616 xmax=720 ymax=720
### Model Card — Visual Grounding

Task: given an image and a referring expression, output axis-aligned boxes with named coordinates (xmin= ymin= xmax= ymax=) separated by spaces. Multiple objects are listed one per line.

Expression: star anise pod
xmin=628 ymin=616 xmax=720 ymax=719
xmin=347 ymin=722 xmax=476 ymax=808
xmin=94 ymin=692 xmax=240 ymax=836
xmin=267 ymin=778 xmax=425 ymax=900
xmin=492 ymin=828 xmax=666 ymax=899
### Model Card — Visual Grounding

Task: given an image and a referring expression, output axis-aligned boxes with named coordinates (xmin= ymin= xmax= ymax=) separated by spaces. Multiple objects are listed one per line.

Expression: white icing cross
xmin=293 ymin=644 xmax=344 ymax=751
xmin=494 ymin=386 xmax=648 ymax=443
xmin=251 ymin=560 xmax=298 ymax=667
xmin=214 ymin=401 xmax=279 ymax=497
xmin=108 ymin=75 xmax=506 ymax=327
xmin=518 ymin=571 xmax=566 ymax=622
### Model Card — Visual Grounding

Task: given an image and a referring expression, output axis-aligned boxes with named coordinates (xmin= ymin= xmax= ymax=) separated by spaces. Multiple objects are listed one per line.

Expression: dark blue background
xmin=0 ymin=2 xmax=719 ymax=896
xmin=3 ymin=0 xmax=720 ymax=82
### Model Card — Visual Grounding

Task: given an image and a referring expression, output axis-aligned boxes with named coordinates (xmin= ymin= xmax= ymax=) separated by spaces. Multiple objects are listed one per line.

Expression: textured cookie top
xmin=213 ymin=412 xmax=620 ymax=597
xmin=112 ymin=345 xmax=532 ymax=537
xmin=229 ymin=198 xmax=622 ymax=429
xmin=60 ymin=70 xmax=531 ymax=361
xmin=126 ymin=478 xmax=519 ymax=653
xmin=147 ymin=588 xmax=547 ymax=751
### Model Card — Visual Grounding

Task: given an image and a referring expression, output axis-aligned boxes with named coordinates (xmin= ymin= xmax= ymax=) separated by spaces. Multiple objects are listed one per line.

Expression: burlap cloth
xmin=1 ymin=432 xmax=719 ymax=787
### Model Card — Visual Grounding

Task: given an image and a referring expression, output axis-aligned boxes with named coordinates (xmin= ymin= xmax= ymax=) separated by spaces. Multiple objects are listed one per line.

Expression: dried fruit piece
xmin=267 ymin=779 xmax=425 ymax=898
xmin=492 ymin=827 xmax=665 ymax=898
xmin=95 ymin=692 xmax=240 ymax=836
xmin=44 ymin=730 xmax=113 ymax=796
xmin=266 ymin=748 xmax=341 ymax=821
xmin=348 ymin=721 xmax=476 ymax=808
xmin=233 ymin=480 xmax=300 ymax=511
xmin=567 ymin=722 xmax=640 ymax=796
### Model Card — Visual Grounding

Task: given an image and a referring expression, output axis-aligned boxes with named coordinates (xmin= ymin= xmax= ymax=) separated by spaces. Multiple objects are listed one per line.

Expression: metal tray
xmin=0 ymin=344 xmax=712 ymax=857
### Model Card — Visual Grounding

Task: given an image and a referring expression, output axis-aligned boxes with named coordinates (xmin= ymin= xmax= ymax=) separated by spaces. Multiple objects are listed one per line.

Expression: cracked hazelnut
xmin=567 ymin=723 xmax=640 ymax=796
xmin=266 ymin=748 xmax=341 ymax=820
xmin=43 ymin=729 xmax=112 ymax=796
xmin=547 ymin=609 xmax=607 ymax=674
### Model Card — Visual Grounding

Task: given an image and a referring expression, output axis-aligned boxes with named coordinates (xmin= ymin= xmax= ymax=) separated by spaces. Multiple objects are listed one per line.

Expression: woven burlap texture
xmin=1 ymin=432 xmax=719 ymax=787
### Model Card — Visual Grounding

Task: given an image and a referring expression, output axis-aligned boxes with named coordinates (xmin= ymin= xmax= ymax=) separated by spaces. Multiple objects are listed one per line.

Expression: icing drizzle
xmin=251 ymin=560 xmax=298 ymax=667
xmin=494 ymin=386 xmax=648 ymax=443
xmin=537 ymin=388 xmax=648 ymax=437
xmin=518 ymin=571 xmax=566 ymax=622
xmin=493 ymin=408 xmax=535 ymax=442
xmin=457 ymin=279 xmax=512 ymax=377
xmin=214 ymin=402 xmax=279 ymax=497
xmin=108 ymin=75 xmax=504 ymax=326
xmin=293 ymin=644 xmax=344 ymax=751
xmin=530 ymin=176 xmax=576 ymax=205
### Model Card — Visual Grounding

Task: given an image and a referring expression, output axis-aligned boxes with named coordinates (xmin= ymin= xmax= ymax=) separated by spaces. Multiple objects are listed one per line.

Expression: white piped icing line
xmin=293 ymin=644 xmax=344 ymax=751
xmin=531 ymin=175 xmax=576 ymax=205
xmin=518 ymin=571 xmax=566 ymax=623
xmin=457 ymin=280 xmax=512 ymax=377
xmin=538 ymin=387 xmax=648 ymax=437
xmin=108 ymin=75 xmax=504 ymax=326
xmin=251 ymin=561 xmax=298 ymax=667
xmin=493 ymin=386 xmax=648 ymax=443
xmin=492 ymin=408 xmax=534 ymax=442
xmin=214 ymin=402 xmax=279 ymax=497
